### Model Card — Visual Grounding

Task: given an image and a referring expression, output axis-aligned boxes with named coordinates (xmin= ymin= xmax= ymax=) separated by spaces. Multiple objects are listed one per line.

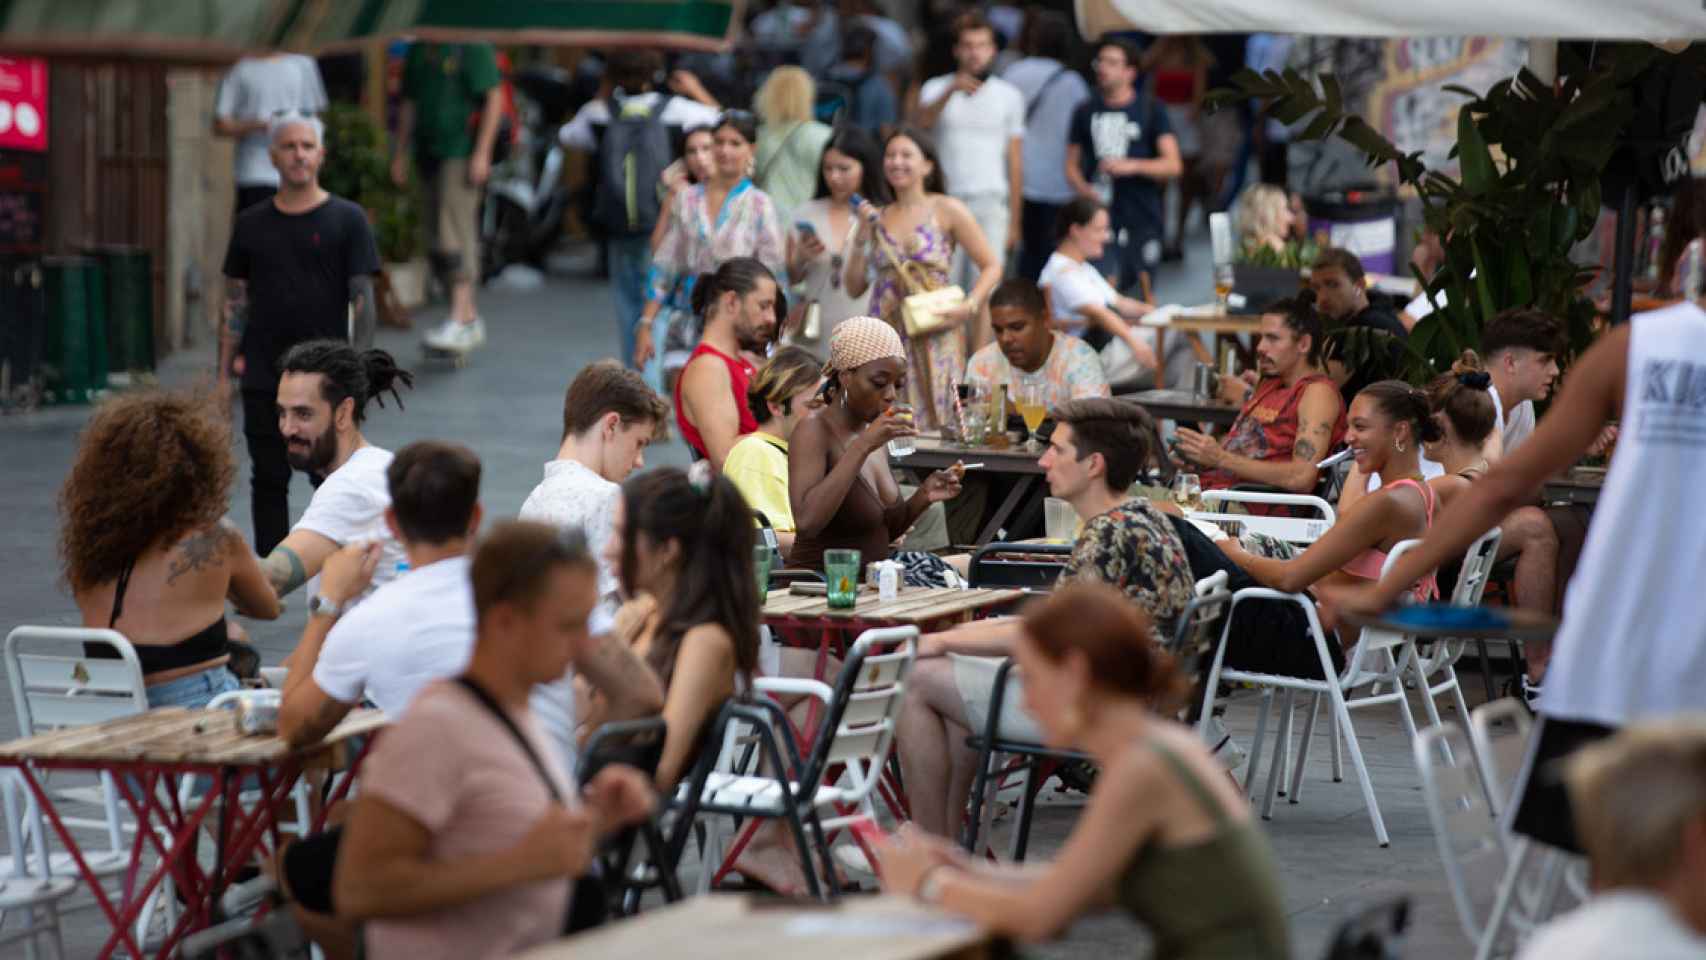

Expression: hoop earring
xmin=1395 ymin=439 xmax=1406 ymax=454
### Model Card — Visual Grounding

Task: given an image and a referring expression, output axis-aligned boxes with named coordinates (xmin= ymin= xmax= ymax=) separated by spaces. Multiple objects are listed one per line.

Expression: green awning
xmin=0 ymin=0 xmax=745 ymax=62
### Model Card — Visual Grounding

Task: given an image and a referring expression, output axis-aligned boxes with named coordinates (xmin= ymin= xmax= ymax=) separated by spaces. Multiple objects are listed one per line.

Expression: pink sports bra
xmin=1340 ymin=478 xmax=1438 ymax=602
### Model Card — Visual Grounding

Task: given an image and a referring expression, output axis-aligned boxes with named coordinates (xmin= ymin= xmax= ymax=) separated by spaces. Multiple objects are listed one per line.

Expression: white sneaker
xmin=1206 ymin=715 xmax=1249 ymax=772
xmin=424 ymin=317 xmax=486 ymax=352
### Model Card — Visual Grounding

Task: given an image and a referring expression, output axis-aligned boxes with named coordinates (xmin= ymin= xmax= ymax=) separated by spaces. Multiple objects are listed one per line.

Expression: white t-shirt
xmin=313 ymin=555 xmax=474 ymax=716
xmin=1543 ymin=302 xmax=1706 ymax=726
xmin=1488 ymin=383 xmax=1537 ymax=453
xmin=1002 ymin=58 xmax=1090 ymax=205
xmin=520 ymin=458 xmax=625 ymax=775
xmin=293 ymin=446 xmax=405 ymax=602
xmin=1038 ymin=252 xmax=1157 ymax=349
xmin=214 ymin=55 xmax=328 ymax=188
xmin=919 ymin=73 xmax=1025 ymax=199
xmin=1517 ymin=890 xmax=1706 ymax=960
xmin=558 ymin=92 xmax=722 ymax=153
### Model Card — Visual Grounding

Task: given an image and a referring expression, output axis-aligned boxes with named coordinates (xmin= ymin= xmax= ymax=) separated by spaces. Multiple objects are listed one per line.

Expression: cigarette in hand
xmin=959 ymin=463 xmax=985 ymax=470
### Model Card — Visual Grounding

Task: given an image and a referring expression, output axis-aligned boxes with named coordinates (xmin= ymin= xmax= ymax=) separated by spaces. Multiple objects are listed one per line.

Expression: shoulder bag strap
xmin=455 ymin=677 xmax=564 ymax=803
xmin=756 ymin=121 xmax=810 ymax=186
xmin=870 ymin=217 xmax=926 ymax=295
xmin=1025 ymin=66 xmax=1070 ymax=123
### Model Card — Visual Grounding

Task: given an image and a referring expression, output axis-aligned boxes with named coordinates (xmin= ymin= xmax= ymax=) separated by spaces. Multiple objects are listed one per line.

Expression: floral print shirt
xmin=646 ymin=178 xmax=786 ymax=310
xmin=1060 ymin=498 xmax=1194 ymax=645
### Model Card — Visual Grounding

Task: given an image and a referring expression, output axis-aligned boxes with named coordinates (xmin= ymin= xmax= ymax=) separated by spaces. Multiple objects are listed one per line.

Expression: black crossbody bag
xmin=455 ymin=677 xmax=610 ymax=934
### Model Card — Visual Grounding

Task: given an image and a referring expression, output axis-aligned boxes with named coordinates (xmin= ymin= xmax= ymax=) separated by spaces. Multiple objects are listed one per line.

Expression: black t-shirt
xmin=223 ymin=195 xmax=380 ymax=391
xmin=1069 ymin=91 xmax=1173 ymax=241
xmin=1326 ymin=295 xmax=1410 ymax=406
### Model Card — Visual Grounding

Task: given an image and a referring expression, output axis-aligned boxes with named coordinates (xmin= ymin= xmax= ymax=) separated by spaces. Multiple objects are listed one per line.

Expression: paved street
xmin=0 ymin=243 xmax=1485 ymax=957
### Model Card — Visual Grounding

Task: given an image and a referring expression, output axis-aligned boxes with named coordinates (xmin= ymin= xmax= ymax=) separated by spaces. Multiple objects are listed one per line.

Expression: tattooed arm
xmin=1175 ymin=382 xmax=1340 ymax=493
xmin=350 ymin=275 xmax=376 ymax=350
xmin=260 ymin=529 xmax=341 ymax=598
xmin=219 ymin=278 xmax=247 ymax=385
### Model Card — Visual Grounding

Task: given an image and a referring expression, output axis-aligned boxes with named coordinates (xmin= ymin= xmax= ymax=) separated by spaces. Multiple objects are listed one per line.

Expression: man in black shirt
xmin=1064 ymin=37 xmax=1182 ymax=292
xmin=1311 ymin=247 xmax=1409 ymax=406
xmin=221 ymin=114 xmax=380 ymax=554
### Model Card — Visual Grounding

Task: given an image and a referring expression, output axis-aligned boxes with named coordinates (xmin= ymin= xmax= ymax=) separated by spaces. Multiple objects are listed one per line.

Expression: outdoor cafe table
xmin=516 ymin=892 xmax=996 ymax=960
xmin=0 ymin=706 xmax=385 ymax=959
xmin=1140 ymin=306 xmax=1264 ymax=388
xmin=1541 ymin=465 xmax=1605 ymax=508
xmin=1119 ymin=388 xmax=1240 ymax=428
xmin=890 ymin=432 xmax=1044 ymax=546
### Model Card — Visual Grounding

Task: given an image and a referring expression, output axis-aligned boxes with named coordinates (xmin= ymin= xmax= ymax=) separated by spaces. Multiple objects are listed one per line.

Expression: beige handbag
xmin=872 ymin=221 xmax=967 ymax=338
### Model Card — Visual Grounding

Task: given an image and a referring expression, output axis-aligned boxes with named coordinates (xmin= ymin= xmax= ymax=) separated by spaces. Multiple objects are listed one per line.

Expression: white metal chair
xmin=668 ymin=626 xmax=917 ymax=899
xmin=1415 ymin=721 xmax=1511 ymax=948
xmin=1468 ymin=697 xmax=1532 ymax=818
xmin=0 ymin=771 xmax=75 ymax=960
xmin=3 ymin=626 xmax=177 ymax=943
xmin=1406 ymin=529 xmax=1504 ymax=736
xmin=1192 ymin=489 xmax=1337 ymax=545
xmin=1198 ymin=542 xmax=1426 ymax=847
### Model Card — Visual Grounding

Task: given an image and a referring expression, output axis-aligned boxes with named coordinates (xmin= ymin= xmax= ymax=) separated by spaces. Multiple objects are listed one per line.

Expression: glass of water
xmin=886 ymin=402 xmax=916 ymax=458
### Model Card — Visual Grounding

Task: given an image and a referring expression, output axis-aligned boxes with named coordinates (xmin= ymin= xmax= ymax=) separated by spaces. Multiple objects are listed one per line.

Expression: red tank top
xmin=675 ymin=342 xmax=758 ymax=462
xmin=1202 ymin=372 xmax=1345 ymax=490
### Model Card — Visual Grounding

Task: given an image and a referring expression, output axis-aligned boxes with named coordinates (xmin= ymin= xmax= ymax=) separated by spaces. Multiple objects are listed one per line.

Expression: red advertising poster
xmin=0 ymin=57 xmax=48 ymax=153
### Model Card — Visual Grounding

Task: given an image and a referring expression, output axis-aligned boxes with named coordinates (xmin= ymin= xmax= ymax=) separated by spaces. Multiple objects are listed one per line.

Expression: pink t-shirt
xmin=361 ymin=681 xmax=574 ymax=960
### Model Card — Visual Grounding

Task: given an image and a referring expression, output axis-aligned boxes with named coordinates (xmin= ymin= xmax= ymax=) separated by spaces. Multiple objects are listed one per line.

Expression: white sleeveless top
xmin=1543 ymin=301 xmax=1706 ymax=726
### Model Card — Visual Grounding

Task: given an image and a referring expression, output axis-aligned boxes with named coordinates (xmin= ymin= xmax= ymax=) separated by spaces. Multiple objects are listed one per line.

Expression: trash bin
xmin=42 ymin=256 xmax=103 ymax=405
xmin=88 ymin=245 xmax=155 ymax=374
xmin=1 ymin=258 xmax=46 ymax=410
xmin=1304 ymin=187 xmax=1399 ymax=275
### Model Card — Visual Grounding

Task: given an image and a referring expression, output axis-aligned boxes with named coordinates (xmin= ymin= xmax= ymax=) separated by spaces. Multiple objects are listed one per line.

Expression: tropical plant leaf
xmin=1456 ymin=108 xmax=1498 ymax=196
xmin=1321 ymin=73 xmax=1344 ymax=116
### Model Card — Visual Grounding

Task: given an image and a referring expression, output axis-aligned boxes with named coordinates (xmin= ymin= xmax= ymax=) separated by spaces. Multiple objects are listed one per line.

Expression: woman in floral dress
xmin=638 ymin=111 xmax=786 ymax=374
xmin=844 ymin=127 xmax=1001 ymax=432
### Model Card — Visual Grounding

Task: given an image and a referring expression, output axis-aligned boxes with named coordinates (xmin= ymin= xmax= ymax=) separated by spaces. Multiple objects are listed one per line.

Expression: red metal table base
xmin=5 ymin=738 xmax=372 ymax=959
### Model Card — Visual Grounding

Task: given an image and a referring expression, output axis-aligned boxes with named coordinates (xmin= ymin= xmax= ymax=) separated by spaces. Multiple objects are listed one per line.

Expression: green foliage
xmin=1209 ymin=44 xmax=1700 ymax=384
xmin=1236 ymin=239 xmax=1320 ymax=271
xmin=321 ymin=102 xmax=421 ymax=263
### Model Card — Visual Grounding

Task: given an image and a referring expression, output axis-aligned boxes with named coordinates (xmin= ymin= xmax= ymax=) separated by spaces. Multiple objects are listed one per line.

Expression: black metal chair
xmin=966 ymin=541 xmax=1072 ymax=590
xmin=579 ymin=717 xmax=683 ymax=917
xmin=959 ymin=578 xmax=1235 ymax=858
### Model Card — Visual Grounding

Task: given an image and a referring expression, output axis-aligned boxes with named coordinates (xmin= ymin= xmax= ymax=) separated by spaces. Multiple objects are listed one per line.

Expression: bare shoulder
xmin=166 ymin=524 xmax=240 ymax=585
xmin=1299 ymin=379 xmax=1342 ymax=411
xmin=682 ymin=351 xmax=732 ymax=390
xmin=681 ymin=622 xmax=737 ymax=659
xmin=933 ymin=193 xmax=973 ymax=226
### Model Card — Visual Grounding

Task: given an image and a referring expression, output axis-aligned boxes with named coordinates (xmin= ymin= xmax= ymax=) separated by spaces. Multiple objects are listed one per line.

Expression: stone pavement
xmin=0 ymin=244 xmax=1491 ymax=957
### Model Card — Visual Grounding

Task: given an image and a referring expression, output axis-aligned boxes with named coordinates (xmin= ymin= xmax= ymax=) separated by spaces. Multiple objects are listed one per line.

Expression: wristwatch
xmin=308 ymin=593 xmax=346 ymax=620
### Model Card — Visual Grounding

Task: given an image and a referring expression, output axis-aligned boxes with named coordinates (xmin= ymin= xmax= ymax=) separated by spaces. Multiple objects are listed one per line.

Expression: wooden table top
xmin=1120 ymin=388 xmax=1241 ymax=425
xmin=1140 ymin=306 xmax=1265 ymax=335
xmin=515 ymin=893 xmax=991 ymax=960
xmin=763 ymin=586 xmax=1025 ymax=624
xmin=0 ymin=707 xmax=386 ymax=766
xmin=893 ymin=434 xmax=1043 ymax=475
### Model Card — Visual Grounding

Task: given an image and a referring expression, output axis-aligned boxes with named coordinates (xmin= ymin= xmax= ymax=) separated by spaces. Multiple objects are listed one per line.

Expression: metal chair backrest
xmin=1415 ymin=721 xmax=1506 ymax=943
xmin=1342 ymin=539 xmax=1423 ymax=680
xmin=1450 ymin=528 xmax=1504 ymax=607
xmin=799 ymin=626 xmax=917 ymax=802
xmin=1469 ymin=698 xmax=1533 ymax=819
xmin=967 ymin=541 xmax=1072 ymax=589
xmin=5 ymin=626 xmax=149 ymax=736
xmin=1172 ymin=571 xmax=1233 ymax=683
xmin=1193 ymin=490 xmax=1336 ymax=546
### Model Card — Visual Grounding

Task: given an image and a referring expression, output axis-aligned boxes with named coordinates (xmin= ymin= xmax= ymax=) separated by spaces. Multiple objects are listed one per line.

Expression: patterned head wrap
xmin=827 ymin=316 xmax=905 ymax=374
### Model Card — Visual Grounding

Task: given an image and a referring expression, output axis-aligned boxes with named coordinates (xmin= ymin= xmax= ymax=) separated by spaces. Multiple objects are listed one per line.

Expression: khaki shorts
xmin=422 ymin=156 xmax=480 ymax=282
xmin=951 ymin=654 xmax=1044 ymax=744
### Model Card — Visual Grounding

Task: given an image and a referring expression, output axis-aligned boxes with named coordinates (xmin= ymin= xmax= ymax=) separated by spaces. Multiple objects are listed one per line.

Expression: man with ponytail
xmin=1174 ymin=291 xmax=1346 ymax=494
xmin=259 ymin=339 xmax=416 ymax=605
xmin=675 ymin=257 xmax=781 ymax=469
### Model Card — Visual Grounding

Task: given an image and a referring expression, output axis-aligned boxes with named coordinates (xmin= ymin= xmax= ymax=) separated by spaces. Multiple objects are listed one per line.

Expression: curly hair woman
xmin=61 ymin=390 xmax=280 ymax=707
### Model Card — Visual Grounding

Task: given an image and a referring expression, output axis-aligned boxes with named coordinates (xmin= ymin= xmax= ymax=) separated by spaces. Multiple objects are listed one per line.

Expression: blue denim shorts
xmin=145 ymin=665 xmax=242 ymax=710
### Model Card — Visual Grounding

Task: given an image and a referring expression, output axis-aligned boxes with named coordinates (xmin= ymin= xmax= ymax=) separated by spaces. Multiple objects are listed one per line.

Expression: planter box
xmin=386 ymin=258 xmax=429 ymax=309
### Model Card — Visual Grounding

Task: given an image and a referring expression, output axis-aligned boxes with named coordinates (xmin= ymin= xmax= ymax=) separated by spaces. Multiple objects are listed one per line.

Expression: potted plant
xmin=1214 ymin=44 xmax=1702 ymax=382
xmin=321 ymin=103 xmax=428 ymax=314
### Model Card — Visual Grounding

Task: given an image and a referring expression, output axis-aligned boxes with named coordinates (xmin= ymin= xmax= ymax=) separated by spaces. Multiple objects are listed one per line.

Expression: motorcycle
xmin=480 ymin=64 xmax=581 ymax=282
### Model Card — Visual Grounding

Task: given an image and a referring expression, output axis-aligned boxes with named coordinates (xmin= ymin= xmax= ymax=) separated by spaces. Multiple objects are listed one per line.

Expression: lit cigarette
xmin=1317 ymin=449 xmax=1354 ymax=469
xmin=959 ymin=462 xmax=985 ymax=470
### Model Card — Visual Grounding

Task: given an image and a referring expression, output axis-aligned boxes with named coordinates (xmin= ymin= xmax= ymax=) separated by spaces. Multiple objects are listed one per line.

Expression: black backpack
xmin=592 ymin=94 xmax=673 ymax=236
